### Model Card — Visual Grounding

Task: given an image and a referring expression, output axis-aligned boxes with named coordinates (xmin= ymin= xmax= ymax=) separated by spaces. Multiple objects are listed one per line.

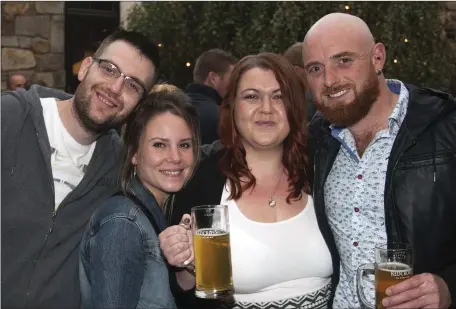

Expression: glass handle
xmin=357 ymin=263 xmax=376 ymax=309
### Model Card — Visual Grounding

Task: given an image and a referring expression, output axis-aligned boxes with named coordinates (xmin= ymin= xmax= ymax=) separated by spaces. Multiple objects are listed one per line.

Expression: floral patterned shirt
xmin=324 ymin=80 xmax=409 ymax=308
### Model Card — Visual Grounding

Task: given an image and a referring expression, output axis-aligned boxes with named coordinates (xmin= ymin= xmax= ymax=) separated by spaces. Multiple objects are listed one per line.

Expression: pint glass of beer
xmin=191 ymin=205 xmax=233 ymax=299
xmin=357 ymin=243 xmax=413 ymax=309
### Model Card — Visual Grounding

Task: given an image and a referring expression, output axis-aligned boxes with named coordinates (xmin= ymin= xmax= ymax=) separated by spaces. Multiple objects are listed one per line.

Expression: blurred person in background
xmin=185 ymin=48 xmax=236 ymax=145
xmin=283 ymin=42 xmax=317 ymax=122
xmin=6 ymin=73 xmax=27 ymax=90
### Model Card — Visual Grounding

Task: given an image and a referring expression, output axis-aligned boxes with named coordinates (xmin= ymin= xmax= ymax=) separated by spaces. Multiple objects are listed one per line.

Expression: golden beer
xmin=357 ymin=243 xmax=413 ymax=309
xmin=194 ymin=228 xmax=233 ymax=297
xmin=375 ymin=262 xmax=413 ymax=309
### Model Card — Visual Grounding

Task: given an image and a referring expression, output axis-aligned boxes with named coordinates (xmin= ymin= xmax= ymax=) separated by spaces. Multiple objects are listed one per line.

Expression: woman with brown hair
xmin=79 ymin=84 xmax=200 ymax=308
xmin=160 ymin=53 xmax=336 ymax=309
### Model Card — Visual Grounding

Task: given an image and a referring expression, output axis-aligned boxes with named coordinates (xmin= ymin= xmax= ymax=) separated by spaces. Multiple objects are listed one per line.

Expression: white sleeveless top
xmin=220 ymin=183 xmax=333 ymax=308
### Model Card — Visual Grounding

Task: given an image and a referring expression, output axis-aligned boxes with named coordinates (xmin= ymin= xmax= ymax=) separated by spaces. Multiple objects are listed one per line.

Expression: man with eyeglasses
xmin=1 ymin=29 xmax=159 ymax=309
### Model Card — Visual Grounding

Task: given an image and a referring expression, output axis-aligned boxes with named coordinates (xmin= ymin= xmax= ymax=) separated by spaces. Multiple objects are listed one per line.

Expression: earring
xmin=133 ymin=166 xmax=137 ymax=177
xmin=377 ymin=69 xmax=383 ymax=76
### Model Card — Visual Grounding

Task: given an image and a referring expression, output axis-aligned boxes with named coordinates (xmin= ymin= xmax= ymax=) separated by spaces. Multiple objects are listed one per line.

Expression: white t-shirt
xmin=41 ymin=98 xmax=96 ymax=209
xmin=221 ymin=183 xmax=333 ymax=306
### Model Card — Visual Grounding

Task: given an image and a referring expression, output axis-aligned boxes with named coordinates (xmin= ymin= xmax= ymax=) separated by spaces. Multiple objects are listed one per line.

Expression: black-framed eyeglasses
xmin=92 ymin=58 xmax=146 ymax=98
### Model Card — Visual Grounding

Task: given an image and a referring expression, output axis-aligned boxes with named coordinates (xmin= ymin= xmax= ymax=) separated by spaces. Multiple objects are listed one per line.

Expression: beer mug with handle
xmin=191 ymin=205 xmax=234 ymax=299
xmin=357 ymin=243 xmax=413 ymax=309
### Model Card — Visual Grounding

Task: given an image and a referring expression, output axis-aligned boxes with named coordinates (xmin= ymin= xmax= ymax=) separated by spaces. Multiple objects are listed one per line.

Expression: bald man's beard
xmin=314 ymin=66 xmax=380 ymax=127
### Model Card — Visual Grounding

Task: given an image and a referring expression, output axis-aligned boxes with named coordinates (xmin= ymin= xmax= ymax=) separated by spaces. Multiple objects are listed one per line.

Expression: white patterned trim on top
xmin=218 ymin=283 xmax=332 ymax=309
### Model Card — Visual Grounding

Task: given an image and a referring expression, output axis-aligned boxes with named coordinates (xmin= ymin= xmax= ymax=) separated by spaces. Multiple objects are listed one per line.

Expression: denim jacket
xmin=79 ymin=177 xmax=177 ymax=309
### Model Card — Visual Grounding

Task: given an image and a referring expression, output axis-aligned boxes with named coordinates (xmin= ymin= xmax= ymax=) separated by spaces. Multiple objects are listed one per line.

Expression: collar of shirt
xmin=387 ymin=79 xmax=409 ymax=136
xmin=330 ymin=79 xmax=409 ymax=140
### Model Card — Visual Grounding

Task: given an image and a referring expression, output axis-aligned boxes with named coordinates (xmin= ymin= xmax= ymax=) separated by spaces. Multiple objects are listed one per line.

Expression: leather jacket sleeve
xmin=439 ymin=263 xmax=456 ymax=308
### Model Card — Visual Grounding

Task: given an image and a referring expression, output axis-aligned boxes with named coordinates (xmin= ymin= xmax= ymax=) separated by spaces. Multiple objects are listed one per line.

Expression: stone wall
xmin=444 ymin=1 xmax=456 ymax=93
xmin=1 ymin=2 xmax=65 ymax=91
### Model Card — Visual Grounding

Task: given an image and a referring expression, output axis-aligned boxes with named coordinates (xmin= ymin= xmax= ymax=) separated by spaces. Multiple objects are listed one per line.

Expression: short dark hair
xmin=283 ymin=42 xmax=304 ymax=68
xmin=119 ymin=84 xmax=201 ymax=193
xmin=94 ymin=28 xmax=160 ymax=83
xmin=193 ymin=49 xmax=236 ymax=83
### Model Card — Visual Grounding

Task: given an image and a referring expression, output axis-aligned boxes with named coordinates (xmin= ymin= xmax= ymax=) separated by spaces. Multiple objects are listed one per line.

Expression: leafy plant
xmin=127 ymin=2 xmax=455 ymax=92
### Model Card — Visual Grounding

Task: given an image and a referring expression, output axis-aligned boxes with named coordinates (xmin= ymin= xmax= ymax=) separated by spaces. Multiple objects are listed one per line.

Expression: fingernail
xmin=182 ymin=218 xmax=190 ymax=225
xmin=382 ymin=298 xmax=389 ymax=307
xmin=385 ymin=288 xmax=392 ymax=296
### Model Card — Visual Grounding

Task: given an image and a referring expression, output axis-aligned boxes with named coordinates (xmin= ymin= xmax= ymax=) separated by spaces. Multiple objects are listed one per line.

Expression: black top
xmin=185 ymin=83 xmax=222 ymax=145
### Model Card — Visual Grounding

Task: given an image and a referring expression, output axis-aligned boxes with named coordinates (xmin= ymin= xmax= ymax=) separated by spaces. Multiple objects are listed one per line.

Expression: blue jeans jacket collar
xmin=127 ymin=176 xmax=167 ymax=233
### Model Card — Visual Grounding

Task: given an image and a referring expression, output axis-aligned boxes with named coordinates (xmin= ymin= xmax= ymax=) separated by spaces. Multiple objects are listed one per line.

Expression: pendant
xmin=268 ymin=197 xmax=276 ymax=208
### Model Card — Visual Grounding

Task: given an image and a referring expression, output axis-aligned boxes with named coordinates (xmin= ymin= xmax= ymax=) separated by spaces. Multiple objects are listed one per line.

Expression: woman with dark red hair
xmin=160 ymin=53 xmax=335 ymax=309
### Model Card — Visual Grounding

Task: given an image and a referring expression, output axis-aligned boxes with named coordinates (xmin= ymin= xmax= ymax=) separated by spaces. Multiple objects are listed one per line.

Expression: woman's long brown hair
xmin=219 ymin=53 xmax=311 ymax=203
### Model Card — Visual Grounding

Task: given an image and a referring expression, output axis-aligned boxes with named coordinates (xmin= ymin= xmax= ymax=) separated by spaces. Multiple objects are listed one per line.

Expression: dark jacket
xmin=166 ymin=149 xmax=336 ymax=309
xmin=1 ymin=85 xmax=123 ymax=309
xmin=80 ymin=177 xmax=176 ymax=309
xmin=306 ymin=91 xmax=318 ymax=123
xmin=309 ymin=84 xmax=456 ymax=307
xmin=185 ymin=83 xmax=222 ymax=145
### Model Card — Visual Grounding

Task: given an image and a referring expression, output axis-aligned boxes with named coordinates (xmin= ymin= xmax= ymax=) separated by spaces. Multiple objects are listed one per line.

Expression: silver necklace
xmin=268 ymin=168 xmax=283 ymax=208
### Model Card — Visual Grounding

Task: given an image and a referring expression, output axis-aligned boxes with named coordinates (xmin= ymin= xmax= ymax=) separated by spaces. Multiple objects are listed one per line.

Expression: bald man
xmin=7 ymin=73 xmax=27 ymax=90
xmin=304 ymin=13 xmax=455 ymax=309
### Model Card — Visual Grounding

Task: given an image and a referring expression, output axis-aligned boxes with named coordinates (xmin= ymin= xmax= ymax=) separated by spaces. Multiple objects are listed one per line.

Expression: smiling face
xmin=303 ymin=14 xmax=384 ymax=127
xmin=304 ymin=55 xmax=380 ymax=127
xmin=73 ymin=40 xmax=156 ymax=133
xmin=132 ymin=112 xmax=195 ymax=203
xmin=234 ymin=67 xmax=290 ymax=150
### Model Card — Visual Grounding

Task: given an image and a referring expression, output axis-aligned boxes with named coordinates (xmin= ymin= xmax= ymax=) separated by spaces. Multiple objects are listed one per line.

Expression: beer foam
xmin=378 ymin=262 xmax=412 ymax=276
xmin=196 ymin=228 xmax=228 ymax=237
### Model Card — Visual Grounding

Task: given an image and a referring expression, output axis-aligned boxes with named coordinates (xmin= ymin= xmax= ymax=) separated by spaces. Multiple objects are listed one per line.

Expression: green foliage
xmin=127 ymin=2 xmax=454 ymax=91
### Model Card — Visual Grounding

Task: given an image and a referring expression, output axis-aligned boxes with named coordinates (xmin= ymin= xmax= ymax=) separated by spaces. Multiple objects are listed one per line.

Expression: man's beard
xmin=73 ymin=79 xmax=127 ymax=135
xmin=314 ymin=66 xmax=380 ymax=127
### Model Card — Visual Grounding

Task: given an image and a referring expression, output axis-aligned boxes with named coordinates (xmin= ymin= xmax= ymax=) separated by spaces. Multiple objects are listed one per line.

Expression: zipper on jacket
xmin=25 ymin=209 xmax=57 ymax=306
xmin=46 ymin=211 xmax=57 ymax=237
xmin=38 ymin=152 xmax=103 ymax=258
xmin=26 ymin=180 xmax=95 ymax=304
xmin=397 ymin=152 xmax=455 ymax=169
xmin=36 ymin=211 xmax=57 ymax=262
xmin=399 ymin=149 xmax=455 ymax=162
